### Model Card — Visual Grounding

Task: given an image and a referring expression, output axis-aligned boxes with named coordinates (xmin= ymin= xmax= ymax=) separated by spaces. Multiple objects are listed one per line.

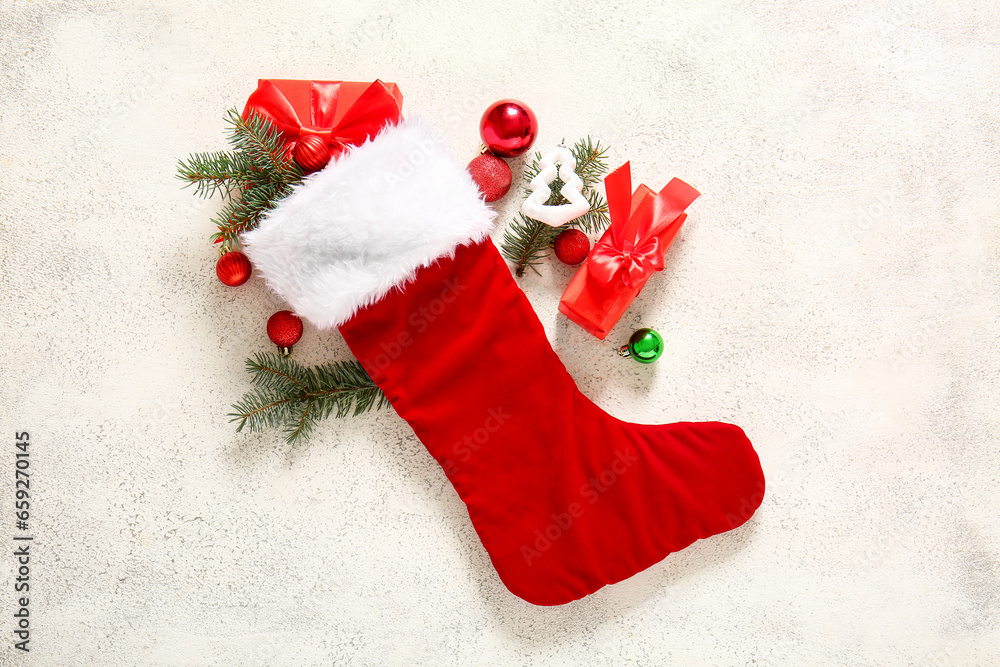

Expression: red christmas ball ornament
xmin=267 ymin=310 xmax=304 ymax=357
xmin=216 ymin=250 xmax=252 ymax=286
xmin=553 ymin=229 xmax=591 ymax=265
xmin=293 ymin=134 xmax=332 ymax=173
xmin=467 ymin=153 xmax=513 ymax=202
xmin=480 ymin=99 xmax=538 ymax=158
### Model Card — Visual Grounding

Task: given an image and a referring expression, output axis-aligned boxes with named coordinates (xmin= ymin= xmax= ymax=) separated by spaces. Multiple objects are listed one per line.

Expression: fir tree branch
xmin=175 ymin=150 xmax=254 ymax=199
xmin=243 ymin=352 xmax=306 ymax=390
xmin=500 ymin=214 xmax=562 ymax=277
xmin=502 ymin=137 xmax=611 ymax=276
xmin=210 ymin=180 xmax=296 ymax=252
xmin=225 ymin=108 xmax=303 ymax=183
xmin=570 ymin=136 xmax=610 ymax=191
xmin=177 ymin=108 xmax=304 ymax=251
xmin=229 ymin=353 xmax=388 ymax=444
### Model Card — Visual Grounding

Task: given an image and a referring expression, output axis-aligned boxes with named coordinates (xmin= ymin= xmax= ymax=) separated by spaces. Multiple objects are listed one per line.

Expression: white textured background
xmin=1 ymin=0 xmax=998 ymax=665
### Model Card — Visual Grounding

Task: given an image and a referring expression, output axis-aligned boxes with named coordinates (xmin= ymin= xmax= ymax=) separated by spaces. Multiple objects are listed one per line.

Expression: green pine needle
xmin=229 ymin=352 xmax=388 ymax=444
xmin=502 ymin=137 xmax=612 ymax=276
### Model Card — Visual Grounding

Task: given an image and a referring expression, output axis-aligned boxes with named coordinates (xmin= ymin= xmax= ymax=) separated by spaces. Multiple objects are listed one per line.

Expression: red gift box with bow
xmin=559 ymin=162 xmax=700 ymax=340
xmin=242 ymin=78 xmax=404 ymax=158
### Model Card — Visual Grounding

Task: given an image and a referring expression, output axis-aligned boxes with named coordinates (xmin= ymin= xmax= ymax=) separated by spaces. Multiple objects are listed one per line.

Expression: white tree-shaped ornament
xmin=520 ymin=146 xmax=590 ymax=227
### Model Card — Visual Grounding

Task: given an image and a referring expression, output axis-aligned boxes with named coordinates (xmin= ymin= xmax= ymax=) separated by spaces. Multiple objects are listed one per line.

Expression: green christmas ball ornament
xmin=618 ymin=328 xmax=664 ymax=364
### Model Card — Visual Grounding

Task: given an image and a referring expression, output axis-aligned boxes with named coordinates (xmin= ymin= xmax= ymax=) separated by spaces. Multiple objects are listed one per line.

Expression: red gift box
xmin=242 ymin=78 xmax=404 ymax=155
xmin=559 ymin=163 xmax=700 ymax=340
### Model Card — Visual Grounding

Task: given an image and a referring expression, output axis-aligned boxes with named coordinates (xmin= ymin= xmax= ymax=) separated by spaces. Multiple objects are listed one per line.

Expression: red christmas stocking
xmin=243 ymin=118 xmax=765 ymax=606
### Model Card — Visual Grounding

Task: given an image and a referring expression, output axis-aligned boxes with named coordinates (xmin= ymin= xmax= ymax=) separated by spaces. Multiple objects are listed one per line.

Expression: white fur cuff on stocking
xmin=241 ymin=117 xmax=496 ymax=330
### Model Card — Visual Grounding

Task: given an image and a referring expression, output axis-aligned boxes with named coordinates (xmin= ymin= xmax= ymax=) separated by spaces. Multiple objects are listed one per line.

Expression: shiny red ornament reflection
xmin=480 ymin=99 xmax=538 ymax=158
xmin=216 ymin=251 xmax=252 ymax=286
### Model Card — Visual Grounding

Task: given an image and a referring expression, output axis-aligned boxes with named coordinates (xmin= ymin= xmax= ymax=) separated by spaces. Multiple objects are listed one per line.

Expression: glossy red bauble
xmin=267 ymin=310 xmax=304 ymax=356
xmin=480 ymin=99 xmax=538 ymax=158
xmin=553 ymin=229 xmax=591 ymax=265
xmin=467 ymin=153 xmax=513 ymax=202
xmin=293 ymin=134 xmax=332 ymax=173
xmin=216 ymin=251 xmax=253 ymax=286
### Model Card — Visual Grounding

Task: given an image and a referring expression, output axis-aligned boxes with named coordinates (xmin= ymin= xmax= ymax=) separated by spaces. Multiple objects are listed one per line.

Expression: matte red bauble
xmin=267 ymin=310 xmax=304 ymax=356
xmin=293 ymin=134 xmax=332 ymax=173
xmin=467 ymin=153 xmax=513 ymax=202
xmin=216 ymin=251 xmax=252 ymax=286
xmin=553 ymin=229 xmax=591 ymax=265
xmin=480 ymin=99 xmax=538 ymax=158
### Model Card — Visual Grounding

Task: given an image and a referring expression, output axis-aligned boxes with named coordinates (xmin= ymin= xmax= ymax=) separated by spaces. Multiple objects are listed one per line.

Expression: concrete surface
xmin=1 ymin=0 xmax=998 ymax=665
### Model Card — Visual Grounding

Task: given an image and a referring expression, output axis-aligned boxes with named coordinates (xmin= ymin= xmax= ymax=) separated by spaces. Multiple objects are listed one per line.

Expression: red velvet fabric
xmin=339 ymin=239 xmax=766 ymax=606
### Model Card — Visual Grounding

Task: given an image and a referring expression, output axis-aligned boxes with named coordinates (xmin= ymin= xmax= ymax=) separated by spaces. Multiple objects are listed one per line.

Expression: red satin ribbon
xmin=588 ymin=163 xmax=700 ymax=288
xmin=243 ymin=79 xmax=403 ymax=154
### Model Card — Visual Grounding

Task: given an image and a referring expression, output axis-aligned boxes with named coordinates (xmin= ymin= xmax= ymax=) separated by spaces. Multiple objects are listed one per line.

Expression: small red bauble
xmin=267 ymin=310 xmax=304 ymax=356
xmin=293 ymin=134 xmax=332 ymax=173
xmin=480 ymin=99 xmax=538 ymax=158
xmin=467 ymin=153 xmax=513 ymax=202
xmin=216 ymin=250 xmax=252 ymax=286
xmin=553 ymin=229 xmax=591 ymax=265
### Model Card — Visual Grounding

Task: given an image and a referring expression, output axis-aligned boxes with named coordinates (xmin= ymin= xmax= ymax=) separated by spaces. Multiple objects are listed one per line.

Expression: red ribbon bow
xmin=588 ymin=163 xmax=700 ymax=288
xmin=243 ymin=79 xmax=403 ymax=155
